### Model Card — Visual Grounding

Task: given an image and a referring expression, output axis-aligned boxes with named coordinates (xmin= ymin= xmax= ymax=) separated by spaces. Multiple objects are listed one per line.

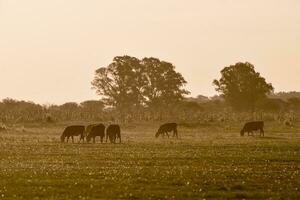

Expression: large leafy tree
xmin=142 ymin=57 xmax=189 ymax=109
xmin=91 ymin=56 xmax=146 ymax=116
xmin=213 ymin=62 xmax=274 ymax=111
xmin=92 ymin=56 xmax=189 ymax=119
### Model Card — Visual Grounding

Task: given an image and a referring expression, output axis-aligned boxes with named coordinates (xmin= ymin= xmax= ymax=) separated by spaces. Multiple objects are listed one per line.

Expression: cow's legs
xmin=165 ymin=132 xmax=169 ymax=138
xmin=71 ymin=136 xmax=74 ymax=143
xmin=106 ymin=134 xmax=111 ymax=143
xmin=80 ymin=134 xmax=85 ymax=143
xmin=93 ymin=137 xmax=95 ymax=143
xmin=173 ymin=129 xmax=178 ymax=138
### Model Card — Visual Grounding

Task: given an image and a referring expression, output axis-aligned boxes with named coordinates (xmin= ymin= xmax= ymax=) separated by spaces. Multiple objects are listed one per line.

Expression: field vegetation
xmin=0 ymin=122 xmax=299 ymax=199
xmin=1 ymin=59 xmax=300 ymax=199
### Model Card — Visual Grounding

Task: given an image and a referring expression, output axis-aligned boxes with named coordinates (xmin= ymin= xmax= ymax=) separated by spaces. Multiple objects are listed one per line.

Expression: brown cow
xmin=106 ymin=124 xmax=121 ymax=143
xmin=61 ymin=125 xmax=85 ymax=143
xmin=240 ymin=121 xmax=264 ymax=137
xmin=155 ymin=123 xmax=178 ymax=138
xmin=86 ymin=124 xmax=105 ymax=143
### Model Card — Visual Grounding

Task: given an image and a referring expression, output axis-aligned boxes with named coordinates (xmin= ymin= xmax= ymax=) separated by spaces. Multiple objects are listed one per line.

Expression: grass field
xmin=0 ymin=123 xmax=300 ymax=199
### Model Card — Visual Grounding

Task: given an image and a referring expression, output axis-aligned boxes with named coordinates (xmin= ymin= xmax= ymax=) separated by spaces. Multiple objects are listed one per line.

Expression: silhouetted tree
xmin=141 ymin=57 xmax=189 ymax=119
xmin=92 ymin=56 xmax=189 ymax=121
xmin=213 ymin=62 xmax=273 ymax=111
xmin=80 ymin=100 xmax=105 ymax=120
xmin=92 ymin=56 xmax=147 ymax=120
xmin=59 ymin=102 xmax=80 ymax=120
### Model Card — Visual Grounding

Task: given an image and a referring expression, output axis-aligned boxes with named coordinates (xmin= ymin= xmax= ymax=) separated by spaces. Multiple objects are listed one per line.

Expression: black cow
xmin=61 ymin=125 xmax=85 ymax=143
xmin=106 ymin=124 xmax=121 ymax=143
xmin=85 ymin=124 xmax=96 ymax=138
xmin=240 ymin=121 xmax=264 ymax=137
xmin=86 ymin=124 xmax=105 ymax=143
xmin=155 ymin=123 xmax=178 ymax=138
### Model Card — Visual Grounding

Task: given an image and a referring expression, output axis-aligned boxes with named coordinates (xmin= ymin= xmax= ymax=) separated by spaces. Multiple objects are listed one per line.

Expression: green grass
xmin=0 ymin=124 xmax=299 ymax=199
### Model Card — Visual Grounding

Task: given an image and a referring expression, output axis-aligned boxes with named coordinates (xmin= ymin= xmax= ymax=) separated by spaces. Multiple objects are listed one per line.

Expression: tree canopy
xmin=92 ymin=56 xmax=189 ymax=118
xmin=213 ymin=62 xmax=274 ymax=111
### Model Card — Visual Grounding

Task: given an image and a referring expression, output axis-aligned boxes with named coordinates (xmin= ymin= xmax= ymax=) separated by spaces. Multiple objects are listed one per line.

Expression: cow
xmin=106 ymin=124 xmax=121 ymax=143
xmin=86 ymin=124 xmax=105 ymax=143
xmin=240 ymin=121 xmax=264 ymax=137
xmin=60 ymin=125 xmax=85 ymax=143
xmin=155 ymin=123 xmax=178 ymax=138
xmin=85 ymin=124 xmax=96 ymax=138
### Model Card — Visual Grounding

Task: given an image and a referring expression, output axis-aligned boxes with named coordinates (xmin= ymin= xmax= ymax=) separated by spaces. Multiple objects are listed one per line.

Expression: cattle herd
xmin=60 ymin=124 xmax=121 ymax=143
xmin=60 ymin=121 xmax=265 ymax=143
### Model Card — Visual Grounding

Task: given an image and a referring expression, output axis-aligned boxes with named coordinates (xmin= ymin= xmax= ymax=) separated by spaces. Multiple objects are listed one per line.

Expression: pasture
xmin=0 ymin=123 xmax=299 ymax=199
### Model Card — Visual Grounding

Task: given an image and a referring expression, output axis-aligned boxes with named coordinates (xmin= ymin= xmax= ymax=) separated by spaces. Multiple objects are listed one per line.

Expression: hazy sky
xmin=1 ymin=0 xmax=300 ymax=104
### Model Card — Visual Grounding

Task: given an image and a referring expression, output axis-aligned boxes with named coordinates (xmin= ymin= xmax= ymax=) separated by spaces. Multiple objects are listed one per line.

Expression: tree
xmin=80 ymin=100 xmax=105 ymax=120
xmin=91 ymin=56 xmax=147 ymax=119
xmin=141 ymin=57 xmax=189 ymax=114
xmin=80 ymin=100 xmax=104 ymax=112
xmin=213 ymin=62 xmax=274 ymax=111
xmin=92 ymin=56 xmax=189 ymax=120
xmin=59 ymin=102 xmax=80 ymax=120
xmin=0 ymin=98 xmax=44 ymax=123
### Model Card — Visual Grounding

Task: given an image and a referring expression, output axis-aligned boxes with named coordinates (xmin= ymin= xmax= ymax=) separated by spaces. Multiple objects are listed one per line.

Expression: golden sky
xmin=0 ymin=0 xmax=300 ymax=104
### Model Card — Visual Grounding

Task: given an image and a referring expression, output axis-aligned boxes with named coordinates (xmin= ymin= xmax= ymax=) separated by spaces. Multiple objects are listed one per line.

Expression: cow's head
xmin=240 ymin=129 xmax=245 ymax=136
xmin=86 ymin=135 xmax=91 ymax=143
xmin=155 ymin=131 xmax=161 ymax=138
xmin=60 ymin=134 xmax=65 ymax=142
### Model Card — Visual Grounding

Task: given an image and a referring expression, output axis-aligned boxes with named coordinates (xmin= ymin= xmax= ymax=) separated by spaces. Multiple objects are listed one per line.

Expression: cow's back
xmin=160 ymin=123 xmax=177 ymax=132
xmin=85 ymin=124 xmax=96 ymax=135
xmin=106 ymin=124 xmax=120 ymax=135
xmin=63 ymin=125 xmax=85 ymax=136
xmin=243 ymin=121 xmax=264 ymax=131
xmin=90 ymin=124 xmax=105 ymax=136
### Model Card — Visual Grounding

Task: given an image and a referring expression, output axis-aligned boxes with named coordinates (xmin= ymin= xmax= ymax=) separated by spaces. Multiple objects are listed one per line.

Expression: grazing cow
xmin=86 ymin=124 xmax=105 ymax=143
xmin=61 ymin=125 xmax=85 ymax=143
xmin=106 ymin=124 xmax=121 ymax=143
xmin=155 ymin=123 xmax=178 ymax=138
xmin=240 ymin=121 xmax=264 ymax=137
xmin=85 ymin=124 xmax=96 ymax=138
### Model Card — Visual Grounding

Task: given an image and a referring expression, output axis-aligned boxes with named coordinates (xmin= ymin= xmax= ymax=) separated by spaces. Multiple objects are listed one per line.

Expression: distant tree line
xmin=0 ymin=93 xmax=299 ymax=124
xmin=0 ymin=57 xmax=300 ymax=124
xmin=0 ymin=99 xmax=107 ymax=124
